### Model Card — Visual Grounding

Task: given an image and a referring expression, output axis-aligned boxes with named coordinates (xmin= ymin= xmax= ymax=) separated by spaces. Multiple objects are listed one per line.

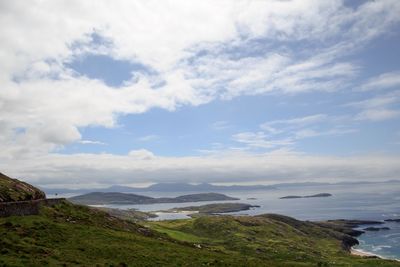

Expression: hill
xmin=69 ymin=192 xmax=239 ymax=205
xmin=1 ymin=200 xmax=399 ymax=266
xmin=0 ymin=172 xmax=45 ymax=202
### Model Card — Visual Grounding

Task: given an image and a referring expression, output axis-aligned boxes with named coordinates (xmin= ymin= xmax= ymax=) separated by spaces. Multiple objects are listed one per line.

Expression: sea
xmin=50 ymin=181 xmax=400 ymax=260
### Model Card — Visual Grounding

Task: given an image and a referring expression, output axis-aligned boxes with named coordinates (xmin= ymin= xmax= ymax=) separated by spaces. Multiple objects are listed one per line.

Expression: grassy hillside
xmin=148 ymin=215 xmax=400 ymax=267
xmin=1 ymin=201 xmax=399 ymax=266
xmin=0 ymin=172 xmax=45 ymax=202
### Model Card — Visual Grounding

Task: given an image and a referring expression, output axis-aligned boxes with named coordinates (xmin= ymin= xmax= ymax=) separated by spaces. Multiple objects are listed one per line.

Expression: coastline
xmin=350 ymin=248 xmax=380 ymax=258
xmin=351 ymin=247 xmax=400 ymax=262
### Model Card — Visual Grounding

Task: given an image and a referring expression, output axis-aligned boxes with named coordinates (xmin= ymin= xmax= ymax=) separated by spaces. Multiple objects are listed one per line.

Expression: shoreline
xmin=350 ymin=248 xmax=380 ymax=258
xmin=351 ymin=247 xmax=400 ymax=262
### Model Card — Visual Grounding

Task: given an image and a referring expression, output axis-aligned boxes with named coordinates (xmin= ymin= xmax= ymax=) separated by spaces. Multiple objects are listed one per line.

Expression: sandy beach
xmin=351 ymin=248 xmax=380 ymax=258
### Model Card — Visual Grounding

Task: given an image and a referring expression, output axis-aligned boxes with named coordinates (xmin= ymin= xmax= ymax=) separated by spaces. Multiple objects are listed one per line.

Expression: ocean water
xmin=62 ymin=181 xmax=400 ymax=260
xmin=354 ymin=221 xmax=400 ymax=260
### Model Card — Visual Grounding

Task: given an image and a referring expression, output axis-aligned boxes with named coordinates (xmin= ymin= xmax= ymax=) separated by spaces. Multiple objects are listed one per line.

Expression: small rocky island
xmin=363 ymin=226 xmax=390 ymax=231
xmin=280 ymin=193 xmax=332 ymax=199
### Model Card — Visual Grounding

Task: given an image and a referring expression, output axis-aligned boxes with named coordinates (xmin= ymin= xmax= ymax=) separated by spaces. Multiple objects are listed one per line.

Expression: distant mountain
xmin=42 ymin=180 xmax=400 ymax=195
xmin=69 ymin=192 xmax=239 ymax=205
xmin=144 ymin=182 xmax=276 ymax=192
xmin=42 ymin=182 xmax=276 ymax=195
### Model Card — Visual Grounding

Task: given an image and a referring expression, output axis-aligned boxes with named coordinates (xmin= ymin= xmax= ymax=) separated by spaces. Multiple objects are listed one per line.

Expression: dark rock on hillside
xmin=324 ymin=219 xmax=383 ymax=227
xmin=315 ymin=219 xmax=384 ymax=237
xmin=0 ymin=172 xmax=46 ymax=202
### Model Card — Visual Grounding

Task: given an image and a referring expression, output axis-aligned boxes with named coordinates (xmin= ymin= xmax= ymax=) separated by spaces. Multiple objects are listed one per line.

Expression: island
xmin=68 ymin=192 xmax=239 ymax=205
xmin=363 ymin=226 xmax=390 ymax=231
xmin=166 ymin=203 xmax=260 ymax=214
xmin=280 ymin=193 xmax=332 ymax=199
xmin=384 ymin=218 xmax=400 ymax=222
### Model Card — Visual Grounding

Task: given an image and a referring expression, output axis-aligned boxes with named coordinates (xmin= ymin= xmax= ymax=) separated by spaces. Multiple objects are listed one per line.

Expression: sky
xmin=1 ymin=0 xmax=400 ymax=188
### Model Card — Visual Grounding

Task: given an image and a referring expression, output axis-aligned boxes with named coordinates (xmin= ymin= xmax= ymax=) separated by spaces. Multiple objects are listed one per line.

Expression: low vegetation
xmin=1 ymin=200 xmax=399 ymax=266
xmin=0 ymin=172 xmax=46 ymax=202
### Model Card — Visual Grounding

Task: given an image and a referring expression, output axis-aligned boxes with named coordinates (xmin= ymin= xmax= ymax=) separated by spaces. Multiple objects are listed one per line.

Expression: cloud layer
xmin=1 ymin=0 xmax=400 ymax=187
xmin=4 ymin=151 xmax=400 ymax=188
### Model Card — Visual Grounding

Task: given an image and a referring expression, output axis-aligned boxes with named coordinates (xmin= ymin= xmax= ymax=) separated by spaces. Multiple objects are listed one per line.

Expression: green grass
xmin=0 ymin=201 xmax=268 ymax=266
xmin=149 ymin=215 xmax=400 ymax=267
xmin=1 ymin=201 xmax=399 ymax=266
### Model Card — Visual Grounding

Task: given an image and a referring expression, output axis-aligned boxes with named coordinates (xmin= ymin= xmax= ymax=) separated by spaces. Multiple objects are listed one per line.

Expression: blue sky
xmin=63 ymin=18 xmax=400 ymax=157
xmin=1 ymin=0 xmax=400 ymax=188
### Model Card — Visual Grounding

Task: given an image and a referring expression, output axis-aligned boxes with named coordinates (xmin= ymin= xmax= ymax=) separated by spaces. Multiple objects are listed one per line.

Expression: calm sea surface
xmin=53 ymin=182 xmax=400 ymax=260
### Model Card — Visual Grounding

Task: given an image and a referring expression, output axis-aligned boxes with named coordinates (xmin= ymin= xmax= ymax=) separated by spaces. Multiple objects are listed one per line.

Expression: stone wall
xmin=0 ymin=198 xmax=65 ymax=217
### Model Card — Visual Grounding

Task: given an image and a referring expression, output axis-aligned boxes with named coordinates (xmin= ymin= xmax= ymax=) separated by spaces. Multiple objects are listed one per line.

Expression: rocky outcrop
xmin=0 ymin=172 xmax=46 ymax=202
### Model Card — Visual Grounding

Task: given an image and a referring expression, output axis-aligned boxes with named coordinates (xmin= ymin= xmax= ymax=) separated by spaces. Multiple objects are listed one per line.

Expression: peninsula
xmin=69 ymin=192 xmax=239 ymax=205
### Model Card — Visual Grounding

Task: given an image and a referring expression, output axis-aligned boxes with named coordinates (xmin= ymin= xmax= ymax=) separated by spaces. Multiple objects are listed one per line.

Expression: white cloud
xmin=356 ymin=109 xmax=400 ymax=121
xmin=232 ymin=132 xmax=293 ymax=149
xmin=128 ymin=149 xmax=155 ymax=160
xmin=347 ymin=92 xmax=400 ymax=121
xmin=211 ymin=121 xmax=231 ymax=130
xmin=137 ymin=135 xmax=159 ymax=142
xmin=360 ymin=71 xmax=400 ymax=91
xmin=79 ymin=140 xmax=106 ymax=145
xmin=261 ymin=114 xmax=328 ymax=129
xmin=1 ymin=151 xmax=399 ymax=188
xmin=233 ymin=114 xmax=356 ymax=151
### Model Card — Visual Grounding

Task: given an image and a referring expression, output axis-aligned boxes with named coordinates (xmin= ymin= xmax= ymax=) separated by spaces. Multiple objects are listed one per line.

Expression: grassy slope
xmin=0 ymin=173 xmax=45 ymax=202
xmin=148 ymin=215 xmax=400 ymax=267
xmin=0 ymin=201 xmax=267 ymax=267
xmin=1 ymin=201 xmax=399 ymax=266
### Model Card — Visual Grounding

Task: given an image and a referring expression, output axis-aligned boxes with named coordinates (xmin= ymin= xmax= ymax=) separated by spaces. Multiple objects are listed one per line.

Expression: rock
xmin=0 ymin=172 xmax=46 ymax=202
